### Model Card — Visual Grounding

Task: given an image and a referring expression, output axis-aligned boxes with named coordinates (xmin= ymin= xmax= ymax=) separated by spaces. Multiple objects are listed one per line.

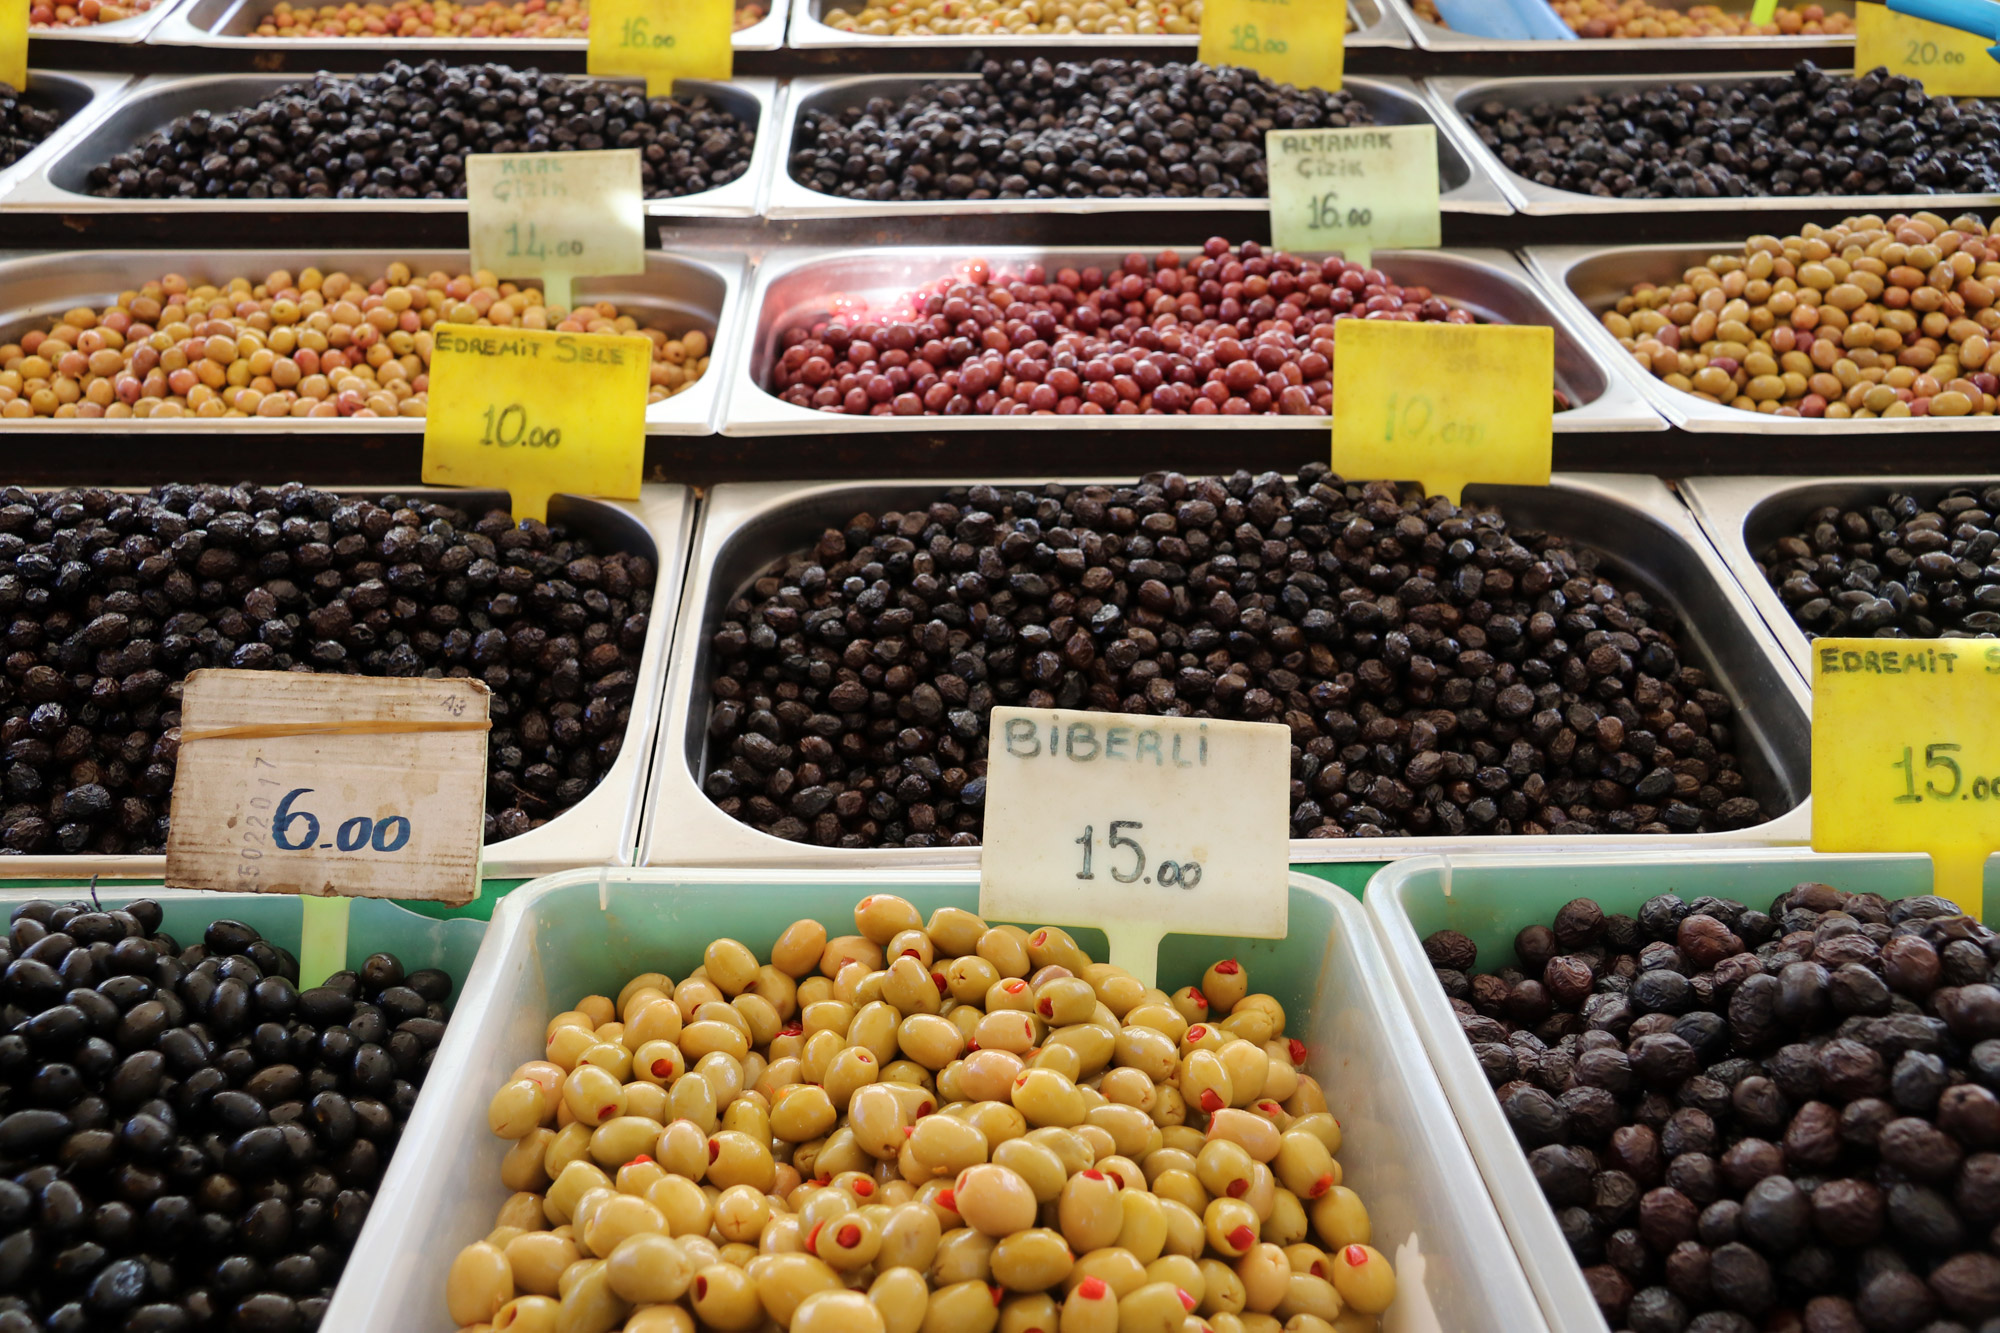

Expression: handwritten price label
xmin=421 ymin=323 xmax=650 ymax=523
xmin=466 ymin=149 xmax=645 ymax=314
xmin=1813 ymin=639 xmax=2000 ymax=918
xmin=588 ymin=0 xmax=732 ymax=96
xmin=2 ymin=0 xmax=24 ymax=92
xmin=1267 ymin=126 xmax=1440 ymax=268
xmin=1199 ymin=0 xmax=1343 ymax=92
xmin=1856 ymin=3 xmax=2000 ymax=98
xmin=979 ymin=708 xmax=1290 ymax=988
xmin=165 ymin=672 xmax=490 ymax=906
xmin=1331 ymin=320 xmax=1553 ymax=504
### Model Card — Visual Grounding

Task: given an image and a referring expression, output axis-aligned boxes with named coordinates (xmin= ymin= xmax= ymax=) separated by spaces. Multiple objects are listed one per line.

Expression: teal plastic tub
xmin=329 ymin=867 xmax=1548 ymax=1332
xmin=1365 ymin=850 xmax=1997 ymax=1333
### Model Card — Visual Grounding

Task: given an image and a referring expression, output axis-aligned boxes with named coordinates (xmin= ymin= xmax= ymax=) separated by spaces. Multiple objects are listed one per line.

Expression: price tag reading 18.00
xmin=1331 ymin=320 xmax=1554 ymax=504
xmin=1266 ymin=125 xmax=1440 ymax=267
xmin=978 ymin=708 xmax=1291 ymax=989
xmin=1812 ymin=639 xmax=2000 ymax=918
xmin=422 ymin=323 xmax=651 ymax=523
xmin=466 ymin=149 xmax=646 ymax=315
xmin=1199 ymin=0 xmax=1344 ymax=92
xmin=1855 ymin=3 xmax=2000 ymax=99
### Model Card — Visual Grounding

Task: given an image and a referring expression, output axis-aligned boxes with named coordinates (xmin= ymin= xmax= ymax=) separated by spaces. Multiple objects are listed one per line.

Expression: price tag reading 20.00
xmin=979 ymin=708 xmax=1291 ymax=988
xmin=1813 ymin=639 xmax=2000 ymax=918
xmin=1855 ymin=3 xmax=2000 ymax=99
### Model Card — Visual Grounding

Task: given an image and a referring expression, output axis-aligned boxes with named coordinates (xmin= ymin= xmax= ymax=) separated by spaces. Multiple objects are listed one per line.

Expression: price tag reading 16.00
xmin=1813 ymin=639 xmax=2000 ymax=918
xmin=1265 ymin=125 xmax=1440 ymax=267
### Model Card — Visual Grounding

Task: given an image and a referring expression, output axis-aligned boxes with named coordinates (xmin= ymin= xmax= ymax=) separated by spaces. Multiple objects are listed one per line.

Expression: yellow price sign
xmin=588 ymin=0 xmax=733 ymax=96
xmin=1856 ymin=3 xmax=2000 ymax=97
xmin=1812 ymin=638 xmax=2000 ymax=918
xmin=1330 ymin=320 xmax=1553 ymax=504
xmin=1199 ymin=0 xmax=1343 ymax=92
xmin=421 ymin=324 xmax=650 ymax=524
xmin=2 ymin=0 xmax=26 ymax=93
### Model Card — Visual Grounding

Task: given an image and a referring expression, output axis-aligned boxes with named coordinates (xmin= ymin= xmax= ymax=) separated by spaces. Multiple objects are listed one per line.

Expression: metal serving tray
xmin=720 ymin=245 xmax=1662 ymax=436
xmin=148 ymin=0 xmax=789 ymax=53
xmin=0 ymin=483 xmax=691 ymax=884
xmin=789 ymin=0 xmax=1411 ymax=49
xmin=1385 ymin=0 xmax=1855 ymax=51
xmin=638 ymin=472 xmax=1811 ymax=869
xmin=1524 ymin=242 xmax=2000 ymax=435
xmin=766 ymin=73 xmax=1511 ymax=221
xmin=1429 ymin=71 xmax=2000 ymax=220
xmin=0 ymin=71 xmax=130 ymax=204
xmin=0 ymin=248 xmax=745 ymax=435
xmin=0 ymin=72 xmax=778 ymax=217
xmin=28 ymin=0 xmax=181 ymax=43
xmin=1681 ymin=473 xmax=2000 ymax=686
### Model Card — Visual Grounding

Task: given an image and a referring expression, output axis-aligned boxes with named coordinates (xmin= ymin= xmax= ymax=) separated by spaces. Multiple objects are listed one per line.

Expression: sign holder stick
xmin=300 ymin=895 xmax=352 ymax=989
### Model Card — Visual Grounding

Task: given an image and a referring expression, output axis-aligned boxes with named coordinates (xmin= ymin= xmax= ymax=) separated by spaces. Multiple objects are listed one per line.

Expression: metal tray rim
xmin=717 ymin=243 xmax=1665 ymax=436
xmin=785 ymin=0 xmax=1413 ymax=48
xmin=763 ymin=73 xmax=1512 ymax=221
xmin=30 ymin=0 xmax=183 ymax=43
xmin=1524 ymin=241 xmax=2000 ymax=434
xmin=0 ymin=483 xmax=693 ymax=883
xmin=0 ymin=71 xmax=133 ymax=206
xmin=0 ymin=73 xmax=778 ymax=218
xmin=146 ymin=0 xmax=790 ymax=49
xmin=1381 ymin=0 xmax=1855 ymax=52
xmin=638 ymin=470 xmax=1810 ymax=869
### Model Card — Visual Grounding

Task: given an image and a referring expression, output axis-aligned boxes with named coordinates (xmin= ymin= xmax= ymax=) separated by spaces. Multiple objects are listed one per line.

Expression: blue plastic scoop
xmin=1431 ymin=0 xmax=1580 ymax=39
xmin=1887 ymin=0 xmax=2000 ymax=58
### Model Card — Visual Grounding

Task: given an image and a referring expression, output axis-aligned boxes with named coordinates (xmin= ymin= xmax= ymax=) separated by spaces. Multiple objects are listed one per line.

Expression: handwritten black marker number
xmin=1074 ymin=822 xmax=1202 ymax=889
xmin=271 ymin=788 xmax=412 ymax=853
xmin=1885 ymin=742 xmax=2000 ymax=804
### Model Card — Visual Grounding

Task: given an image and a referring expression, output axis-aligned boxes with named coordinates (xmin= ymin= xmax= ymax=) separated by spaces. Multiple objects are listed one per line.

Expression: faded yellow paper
xmin=1199 ymin=0 xmax=1344 ymax=91
xmin=588 ymin=0 xmax=733 ymax=96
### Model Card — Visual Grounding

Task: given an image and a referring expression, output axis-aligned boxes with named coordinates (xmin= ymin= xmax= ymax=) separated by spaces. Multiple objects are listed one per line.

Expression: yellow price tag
xmin=1812 ymin=639 xmax=2000 ymax=918
xmin=2 ymin=0 xmax=26 ymax=93
xmin=1330 ymin=321 xmax=1552 ymax=504
xmin=1856 ymin=2 xmax=2000 ymax=97
xmin=588 ymin=0 xmax=733 ymax=97
xmin=1199 ymin=0 xmax=1343 ymax=92
xmin=421 ymin=324 xmax=650 ymax=524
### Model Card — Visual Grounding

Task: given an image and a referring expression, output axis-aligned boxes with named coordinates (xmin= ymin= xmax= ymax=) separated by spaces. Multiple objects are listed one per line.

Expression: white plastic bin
xmin=326 ymin=868 xmax=1547 ymax=1332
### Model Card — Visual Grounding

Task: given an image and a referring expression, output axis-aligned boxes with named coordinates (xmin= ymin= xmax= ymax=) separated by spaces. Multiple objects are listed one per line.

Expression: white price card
xmin=979 ymin=707 xmax=1291 ymax=988
xmin=1266 ymin=125 xmax=1440 ymax=268
xmin=164 ymin=670 xmax=490 ymax=906
xmin=465 ymin=148 xmax=646 ymax=313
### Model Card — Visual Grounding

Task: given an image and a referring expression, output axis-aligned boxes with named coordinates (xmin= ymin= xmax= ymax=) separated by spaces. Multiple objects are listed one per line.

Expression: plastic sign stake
xmin=1331 ymin=320 xmax=1553 ymax=504
xmin=588 ymin=0 xmax=733 ymax=96
xmin=1266 ymin=125 xmax=1440 ymax=267
xmin=1750 ymin=0 xmax=1778 ymax=22
xmin=465 ymin=149 xmax=645 ymax=314
xmin=165 ymin=672 xmax=492 ymax=983
xmin=979 ymin=708 xmax=1290 ymax=989
xmin=1199 ymin=0 xmax=1344 ymax=92
xmin=1 ymin=0 xmax=24 ymax=93
xmin=1855 ymin=2 xmax=2000 ymax=96
xmin=1811 ymin=638 xmax=2000 ymax=918
xmin=421 ymin=323 xmax=651 ymax=523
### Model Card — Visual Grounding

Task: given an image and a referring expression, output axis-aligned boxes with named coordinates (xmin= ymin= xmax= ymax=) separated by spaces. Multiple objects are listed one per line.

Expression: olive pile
xmin=85 ymin=63 xmax=755 ymax=201
xmin=0 ymin=84 xmax=60 ymax=173
xmin=452 ymin=894 xmax=1395 ymax=1333
xmin=0 ymin=483 xmax=654 ymax=855
xmin=1757 ymin=485 xmax=2000 ymax=638
xmin=702 ymin=464 xmax=1768 ymax=848
xmin=1470 ymin=63 xmax=2000 ymax=200
xmin=0 ymin=897 xmax=451 ymax=1331
xmin=1426 ymin=885 xmax=2000 ymax=1332
xmin=789 ymin=61 xmax=1371 ymax=203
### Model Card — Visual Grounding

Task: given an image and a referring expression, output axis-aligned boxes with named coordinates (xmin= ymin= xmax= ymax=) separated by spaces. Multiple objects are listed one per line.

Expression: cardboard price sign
xmin=421 ymin=323 xmax=651 ymax=523
xmin=1199 ymin=0 xmax=1344 ymax=92
xmin=1331 ymin=320 xmax=1554 ymax=504
xmin=1 ymin=0 xmax=24 ymax=93
xmin=465 ymin=149 xmax=646 ymax=315
xmin=588 ymin=0 xmax=733 ymax=96
xmin=1812 ymin=638 xmax=2000 ymax=918
xmin=165 ymin=671 xmax=490 ymax=906
xmin=1266 ymin=125 xmax=1441 ymax=267
xmin=1855 ymin=3 xmax=2000 ymax=98
xmin=978 ymin=708 xmax=1290 ymax=989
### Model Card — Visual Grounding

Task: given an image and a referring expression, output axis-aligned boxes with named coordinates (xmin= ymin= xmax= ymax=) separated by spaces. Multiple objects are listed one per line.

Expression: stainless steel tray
xmin=1525 ymin=241 xmax=2000 ymax=435
xmin=638 ymin=472 xmax=1811 ymax=869
xmin=0 ymin=71 xmax=130 ymax=204
xmin=718 ymin=244 xmax=1662 ymax=436
xmin=28 ymin=0 xmax=181 ymax=43
xmin=1385 ymin=0 xmax=1854 ymax=52
xmin=0 ymin=484 xmax=691 ymax=883
xmin=0 ymin=72 xmax=779 ymax=217
xmin=766 ymin=73 xmax=1511 ymax=221
xmin=1682 ymin=474 xmax=2000 ymax=687
xmin=148 ymin=0 xmax=789 ymax=53
xmin=1429 ymin=71 xmax=2000 ymax=219
xmin=789 ymin=0 xmax=1411 ymax=49
xmin=0 ymin=248 xmax=745 ymax=435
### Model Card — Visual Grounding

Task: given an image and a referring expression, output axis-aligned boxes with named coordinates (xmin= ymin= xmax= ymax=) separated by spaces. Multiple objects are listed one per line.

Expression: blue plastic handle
xmin=1888 ymin=0 xmax=2000 ymax=40
xmin=1510 ymin=0 xmax=1581 ymax=38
